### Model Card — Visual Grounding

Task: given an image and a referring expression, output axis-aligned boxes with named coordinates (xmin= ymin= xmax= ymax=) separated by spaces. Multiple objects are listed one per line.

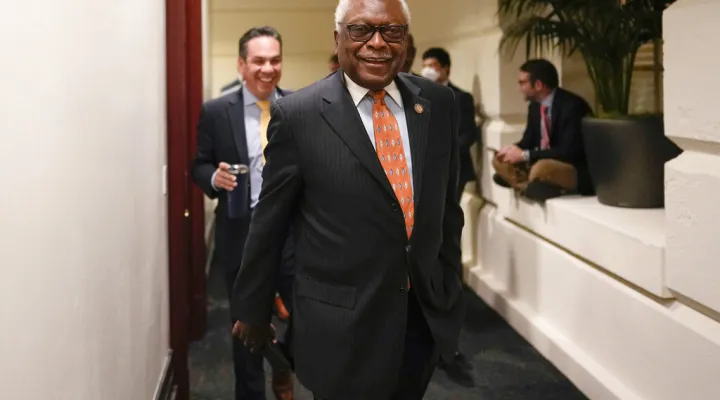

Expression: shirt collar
xmin=344 ymin=73 xmax=404 ymax=109
xmin=540 ymin=89 xmax=556 ymax=109
xmin=243 ymin=85 xmax=278 ymax=107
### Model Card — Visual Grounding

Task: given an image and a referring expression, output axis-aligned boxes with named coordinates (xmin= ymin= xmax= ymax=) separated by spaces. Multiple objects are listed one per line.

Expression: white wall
xmin=0 ymin=1 xmax=170 ymax=399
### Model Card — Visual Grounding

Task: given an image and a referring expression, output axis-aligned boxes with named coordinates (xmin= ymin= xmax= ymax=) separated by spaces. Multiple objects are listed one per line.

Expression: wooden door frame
xmin=165 ymin=0 xmax=206 ymax=398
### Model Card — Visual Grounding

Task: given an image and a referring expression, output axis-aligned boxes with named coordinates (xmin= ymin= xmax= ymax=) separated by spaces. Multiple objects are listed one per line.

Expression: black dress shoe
xmin=523 ymin=181 xmax=567 ymax=201
xmin=438 ymin=351 xmax=475 ymax=387
xmin=492 ymin=173 xmax=512 ymax=188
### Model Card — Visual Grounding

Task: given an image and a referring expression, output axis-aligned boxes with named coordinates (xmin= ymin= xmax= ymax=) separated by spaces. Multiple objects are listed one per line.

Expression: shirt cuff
xmin=210 ymin=170 xmax=219 ymax=191
xmin=522 ymin=150 xmax=530 ymax=162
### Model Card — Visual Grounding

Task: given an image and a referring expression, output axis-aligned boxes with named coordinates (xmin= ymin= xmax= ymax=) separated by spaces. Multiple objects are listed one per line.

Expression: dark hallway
xmin=189 ymin=263 xmax=587 ymax=399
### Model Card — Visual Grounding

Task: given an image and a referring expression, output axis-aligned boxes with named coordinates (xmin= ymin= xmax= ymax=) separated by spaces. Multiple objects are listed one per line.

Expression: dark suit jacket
xmin=516 ymin=87 xmax=594 ymax=194
xmin=190 ymin=86 xmax=293 ymax=276
xmin=231 ymin=71 xmax=465 ymax=399
xmin=448 ymin=82 xmax=478 ymax=184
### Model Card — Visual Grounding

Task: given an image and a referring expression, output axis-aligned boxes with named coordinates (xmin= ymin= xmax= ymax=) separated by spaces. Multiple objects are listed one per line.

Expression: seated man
xmin=493 ymin=58 xmax=594 ymax=201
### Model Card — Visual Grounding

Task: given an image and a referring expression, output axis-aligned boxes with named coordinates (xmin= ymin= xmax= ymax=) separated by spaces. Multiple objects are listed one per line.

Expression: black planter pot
xmin=582 ymin=115 xmax=682 ymax=208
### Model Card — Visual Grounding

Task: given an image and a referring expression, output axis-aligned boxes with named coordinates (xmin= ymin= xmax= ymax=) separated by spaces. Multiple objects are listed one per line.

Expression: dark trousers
xmin=217 ymin=214 xmax=295 ymax=400
xmin=314 ymin=290 xmax=438 ymax=400
xmin=458 ymin=177 xmax=473 ymax=200
xmin=491 ymin=154 xmax=580 ymax=192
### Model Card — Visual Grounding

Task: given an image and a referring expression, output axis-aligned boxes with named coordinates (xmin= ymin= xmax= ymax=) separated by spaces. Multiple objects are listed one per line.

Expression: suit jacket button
xmin=391 ymin=202 xmax=400 ymax=212
xmin=399 ymin=287 xmax=407 ymax=293
xmin=405 ymin=245 xmax=411 ymax=253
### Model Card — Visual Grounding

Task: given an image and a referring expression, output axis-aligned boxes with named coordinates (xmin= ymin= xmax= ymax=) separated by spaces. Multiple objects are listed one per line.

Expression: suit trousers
xmin=218 ymin=212 xmax=295 ymax=400
xmin=314 ymin=289 xmax=438 ymax=400
xmin=492 ymin=154 xmax=578 ymax=192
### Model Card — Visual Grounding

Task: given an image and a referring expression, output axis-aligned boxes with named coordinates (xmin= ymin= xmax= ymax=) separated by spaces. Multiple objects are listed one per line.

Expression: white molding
xmin=478 ymin=145 xmax=668 ymax=297
xmin=467 ymin=268 xmax=633 ymax=400
xmin=466 ymin=203 xmax=720 ymax=400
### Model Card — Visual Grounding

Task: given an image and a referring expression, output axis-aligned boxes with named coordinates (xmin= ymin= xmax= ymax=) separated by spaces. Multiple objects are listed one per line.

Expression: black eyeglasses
xmin=342 ymin=24 xmax=409 ymax=43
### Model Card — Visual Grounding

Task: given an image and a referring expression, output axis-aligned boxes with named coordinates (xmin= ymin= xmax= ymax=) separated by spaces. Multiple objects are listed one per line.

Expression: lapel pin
xmin=414 ymin=104 xmax=424 ymax=114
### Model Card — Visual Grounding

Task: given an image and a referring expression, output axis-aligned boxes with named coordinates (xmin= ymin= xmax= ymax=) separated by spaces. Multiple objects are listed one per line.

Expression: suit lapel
xmin=396 ymin=74 xmax=430 ymax=203
xmin=227 ymin=89 xmax=249 ymax=164
xmin=320 ymin=72 xmax=395 ymax=200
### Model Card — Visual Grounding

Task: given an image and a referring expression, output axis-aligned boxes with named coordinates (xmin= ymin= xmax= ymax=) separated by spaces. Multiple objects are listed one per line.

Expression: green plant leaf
xmin=497 ymin=0 xmax=677 ymax=116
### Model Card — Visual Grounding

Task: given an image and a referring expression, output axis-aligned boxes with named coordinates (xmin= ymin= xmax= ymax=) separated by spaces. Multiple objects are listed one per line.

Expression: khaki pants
xmin=492 ymin=154 xmax=577 ymax=192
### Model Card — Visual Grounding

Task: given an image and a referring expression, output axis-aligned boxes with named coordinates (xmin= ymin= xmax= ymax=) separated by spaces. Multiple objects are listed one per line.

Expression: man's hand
xmin=502 ymin=145 xmax=525 ymax=164
xmin=232 ymin=321 xmax=276 ymax=353
xmin=496 ymin=145 xmax=512 ymax=162
xmin=213 ymin=162 xmax=238 ymax=191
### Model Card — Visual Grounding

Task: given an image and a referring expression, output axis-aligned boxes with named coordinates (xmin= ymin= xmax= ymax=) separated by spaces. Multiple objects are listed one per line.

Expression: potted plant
xmin=497 ymin=0 xmax=682 ymax=208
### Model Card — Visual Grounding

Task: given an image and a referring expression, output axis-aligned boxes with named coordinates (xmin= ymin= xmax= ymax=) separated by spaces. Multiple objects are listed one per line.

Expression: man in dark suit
xmin=190 ymin=26 xmax=294 ymax=400
xmin=493 ymin=58 xmax=594 ymax=201
xmin=400 ymin=33 xmax=417 ymax=74
xmin=420 ymin=47 xmax=478 ymax=199
xmin=329 ymin=53 xmax=340 ymax=72
xmin=230 ymin=0 xmax=465 ymax=399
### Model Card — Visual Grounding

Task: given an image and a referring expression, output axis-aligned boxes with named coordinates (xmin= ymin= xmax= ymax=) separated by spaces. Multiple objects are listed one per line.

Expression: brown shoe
xmin=272 ymin=369 xmax=294 ymax=400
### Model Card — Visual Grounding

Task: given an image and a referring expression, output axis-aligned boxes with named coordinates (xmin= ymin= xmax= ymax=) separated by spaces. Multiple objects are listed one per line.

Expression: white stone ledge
xmin=483 ymin=119 xmax=523 ymax=151
xmin=506 ymin=195 xmax=667 ymax=297
xmin=479 ymin=147 xmax=513 ymax=206
xmin=666 ymin=151 xmax=720 ymax=314
xmin=460 ymin=192 xmax=483 ymax=268
xmin=477 ymin=148 xmax=668 ymax=297
xmin=468 ymin=205 xmax=720 ymax=400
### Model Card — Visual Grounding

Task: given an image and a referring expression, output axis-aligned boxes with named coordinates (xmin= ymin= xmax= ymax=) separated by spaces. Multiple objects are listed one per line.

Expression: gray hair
xmin=334 ymin=0 xmax=411 ymax=31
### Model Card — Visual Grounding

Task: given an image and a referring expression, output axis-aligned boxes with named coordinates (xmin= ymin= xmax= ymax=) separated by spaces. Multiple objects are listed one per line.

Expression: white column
xmin=664 ymin=0 xmax=720 ymax=314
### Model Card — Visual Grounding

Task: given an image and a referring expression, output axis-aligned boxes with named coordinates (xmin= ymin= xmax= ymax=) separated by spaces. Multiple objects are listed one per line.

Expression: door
xmin=165 ymin=0 xmax=206 ymax=398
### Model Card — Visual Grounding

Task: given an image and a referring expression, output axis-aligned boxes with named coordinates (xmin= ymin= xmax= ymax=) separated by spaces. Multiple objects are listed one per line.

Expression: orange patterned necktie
xmin=371 ymin=90 xmax=414 ymax=238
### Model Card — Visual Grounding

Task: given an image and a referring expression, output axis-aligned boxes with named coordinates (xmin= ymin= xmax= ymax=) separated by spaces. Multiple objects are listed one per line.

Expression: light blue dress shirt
xmin=211 ymin=85 xmax=279 ymax=209
xmin=522 ymin=88 xmax=556 ymax=160
xmin=540 ymin=89 xmax=556 ymax=135
xmin=242 ymin=86 xmax=279 ymax=208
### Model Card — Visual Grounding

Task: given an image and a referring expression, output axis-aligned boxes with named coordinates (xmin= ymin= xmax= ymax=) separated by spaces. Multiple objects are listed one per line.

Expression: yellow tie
xmin=257 ymin=100 xmax=271 ymax=163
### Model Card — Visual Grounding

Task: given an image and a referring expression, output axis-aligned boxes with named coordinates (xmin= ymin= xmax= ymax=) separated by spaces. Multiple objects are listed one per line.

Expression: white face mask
xmin=420 ymin=66 xmax=440 ymax=82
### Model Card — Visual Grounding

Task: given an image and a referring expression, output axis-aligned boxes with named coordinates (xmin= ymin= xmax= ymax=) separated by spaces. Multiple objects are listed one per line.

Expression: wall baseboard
xmin=153 ymin=350 xmax=177 ymax=400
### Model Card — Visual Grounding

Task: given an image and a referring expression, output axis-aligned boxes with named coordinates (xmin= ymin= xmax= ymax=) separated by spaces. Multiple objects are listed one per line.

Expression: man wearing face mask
xmin=230 ymin=0 xmax=466 ymax=398
xmin=190 ymin=25 xmax=295 ymax=400
xmin=421 ymin=47 xmax=478 ymax=199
